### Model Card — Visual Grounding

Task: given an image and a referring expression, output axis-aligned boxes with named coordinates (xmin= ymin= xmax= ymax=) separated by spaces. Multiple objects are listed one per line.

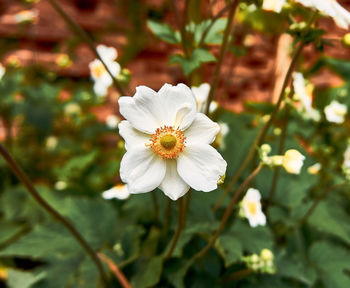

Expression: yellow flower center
xmin=247 ymin=202 xmax=257 ymax=215
xmin=91 ymin=63 xmax=106 ymax=78
xmin=148 ymin=126 xmax=186 ymax=159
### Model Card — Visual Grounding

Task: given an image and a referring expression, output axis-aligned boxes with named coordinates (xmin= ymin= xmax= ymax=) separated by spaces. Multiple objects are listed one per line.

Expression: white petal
xmin=184 ymin=113 xmax=220 ymax=145
xmin=177 ymin=144 xmax=227 ymax=192
xmin=159 ymin=160 xmax=190 ymax=201
xmin=93 ymin=81 xmax=109 ymax=97
xmin=97 ymin=45 xmax=118 ymax=61
xmin=118 ymin=86 xmax=165 ymax=133
xmin=106 ymin=61 xmax=121 ymax=77
xmin=245 ymin=188 xmax=262 ymax=202
xmin=158 ymin=83 xmax=197 ymax=130
xmin=118 ymin=120 xmax=150 ymax=150
xmin=120 ymin=147 xmax=166 ymax=193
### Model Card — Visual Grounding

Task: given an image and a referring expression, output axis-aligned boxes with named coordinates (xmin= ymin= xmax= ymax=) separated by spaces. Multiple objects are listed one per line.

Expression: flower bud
xmin=260 ymin=249 xmax=274 ymax=262
xmin=282 ymin=149 xmax=305 ymax=174
xmin=342 ymin=33 xmax=350 ymax=47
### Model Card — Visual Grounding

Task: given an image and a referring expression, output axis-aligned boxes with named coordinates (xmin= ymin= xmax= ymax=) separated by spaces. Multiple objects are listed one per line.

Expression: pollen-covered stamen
xmin=147 ymin=125 xmax=186 ymax=159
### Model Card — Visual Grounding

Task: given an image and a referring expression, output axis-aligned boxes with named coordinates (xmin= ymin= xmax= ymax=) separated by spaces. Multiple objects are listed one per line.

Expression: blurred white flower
xmin=324 ymin=100 xmax=347 ymax=123
xmin=97 ymin=45 xmax=118 ymax=62
xmin=106 ymin=115 xmax=120 ymax=129
xmin=295 ymin=0 xmax=350 ymax=29
xmin=45 ymin=136 xmax=58 ymax=151
xmin=262 ymin=0 xmax=286 ymax=13
xmin=215 ymin=122 xmax=229 ymax=150
xmin=241 ymin=188 xmax=266 ymax=227
xmin=102 ymin=184 xmax=130 ymax=200
xmin=55 ymin=181 xmax=67 ymax=191
xmin=14 ymin=9 xmax=39 ymax=24
xmin=118 ymin=83 xmax=227 ymax=200
xmin=0 ymin=63 xmax=5 ymax=80
xmin=89 ymin=45 xmax=121 ymax=97
xmin=292 ymin=72 xmax=320 ymax=121
xmin=191 ymin=83 xmax=218 ymax=114
xmin=282 ymin=149 xmax=305 ymax=174
xmin=307 ymin=162 xmax=321 ymax=175
xmin=64 ymin=103 xmax=81 ymax=116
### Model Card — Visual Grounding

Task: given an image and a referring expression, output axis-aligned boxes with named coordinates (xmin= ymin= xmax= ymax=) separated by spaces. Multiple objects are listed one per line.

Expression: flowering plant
xmin=1 ymin=1 xmax=350 ymax=287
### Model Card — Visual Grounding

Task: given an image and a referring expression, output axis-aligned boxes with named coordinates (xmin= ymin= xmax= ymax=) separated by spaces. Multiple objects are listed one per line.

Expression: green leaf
xmin=307 ymin=201 xmax=350 ymax=245
xmin=215 ymin=235 xmax=243 ymax=267
xmin=309 ymin=57 xmax=350 ymax=80
xmin=7 ymin=270 xmax=45 ymax=288
xmin=169 ymin=48 xmax=216 ymax=75
xmin=0 ymin=221 xmax=26 ymax=246
xmin=164 ymin=259 xmax=192 ymax=288
xmin=147 ymin=20 xmax=180 ymax=44
xmin=277 ymin=254 xmax=317 ymax=286
xmin=53 ymin=150 xmax=98 ymax=181
xmin=131 ymin=256 xmax=163 ymax=288
xmin=309 ymin=241 xmax=350 ymax=288
xmin=192 ymin=18 xmax=228 ymax=45
xmin=229 ymin=220 xmax=273 ymax=253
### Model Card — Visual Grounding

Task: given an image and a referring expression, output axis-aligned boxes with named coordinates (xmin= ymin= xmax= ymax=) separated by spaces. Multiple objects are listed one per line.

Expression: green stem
xmin=165 ymin=197 xmax=184 ymax=259
xmin=223 ymin=268 xmax=254 ymax=282
xmin=0 ymin=144 xmax=108 ymax=285
xmin=151 ymin=191 xmax=159 ymax=224
xmin=213 ymin=40 xmax=306 ymax=211
xmin=204 ymin=0 xmax=240 ymax=115
xmin=47 ymin=0 xmax=126 ymax=95
xmin=183 ymin=189 xmax=192 ymax=228
xmin=192 ymin=164 xmax=263 ymax=262
xmin=170 ymin=0 xmax=190 ymax=57
xmin=266 ymin=105 xmax=290 ymax=212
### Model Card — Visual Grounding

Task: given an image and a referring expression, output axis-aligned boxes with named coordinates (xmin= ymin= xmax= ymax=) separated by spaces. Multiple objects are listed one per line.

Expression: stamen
xmin=148 ymin=125 xmax=186 ymax=159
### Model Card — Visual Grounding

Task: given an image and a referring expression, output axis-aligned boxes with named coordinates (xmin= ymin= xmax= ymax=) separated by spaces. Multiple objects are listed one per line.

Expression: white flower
xmin=96 ymin=45 xmax=118 ymax=62
xmin=55 ymin=181 xmax=67 ymax=191
xmin=118 ymin=83 xmax=227 ymax=200
xmin=106 ymin=115 xmax=120 ymax=129
xmin=282 ymin=149 xmax=305 ymax=174
xmin=64 ymin=103 xmax=81 ymax=116
xmin=241 ymin=188 xmax=266 ymax=227
xmin=89 ymin=45 xmax=121 ymax=97
xmin=14 ymin=9 xmax=38 ymax=24
xmin=45 ymin=136 xmax=58 ymax=151
xmin=295 ymin=0 xmax=350 ymax=30
xmin=292 ymin=72 xmax=320 ymax=121
xmin=215 ymin=122 xmax=229 ymax=150
xmin=324 ymin=100 xmax=347 ymax=123
xmin=102 ymin=184 xmax=130 ymax=200
xmin=191 ymin=83 xmax=218 ymax=114
xmin=308 ymin=162 xmax=321 ymax=174
xmin=262 ymin=0 xmax=286 ymax=13
xmin=0 ymin=63 xmax=5 ymax=80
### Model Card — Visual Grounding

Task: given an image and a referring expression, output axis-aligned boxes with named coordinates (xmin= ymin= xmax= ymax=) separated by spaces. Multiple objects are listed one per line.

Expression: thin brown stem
xmin=0 ymin=144 xmax=108 ymax=285
xmin=151 ymin=191 xmax=159 ymax=224
xmin=298 ymin=182 xmax=347 ymax=226
xmin=98 ymin=253 xmax=131 ymax=288
xmin=223 ymin=268 xmax=254 ymax=282
xmin=198 ymin=0 xmax=237 ymax=46
xmin=170 ymin=0 xmax=190 ymax=57
xmin=47 ymin=0 xmax=126 ymax=95
xmin=193 ymin=164 xmax=263 ymax=262
xmin=205 ymin=0 xmax=240 ymax=115
xmin=183 ymin=189 xmax=192 ymax=228
xmin=165 ymin=197 xmax=184 ymax=259
xmin=266 ymin=105 xmax=290 ymax=212
xmin=213 ymin=40 xmax=306 ymax=211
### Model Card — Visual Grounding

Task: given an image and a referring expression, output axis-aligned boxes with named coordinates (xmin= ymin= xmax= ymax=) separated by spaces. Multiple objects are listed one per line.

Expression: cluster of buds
xmin=259 ymin=144 xmax=305 ymax=174
xmin=242 ymin=249 xmax=276 ymax=274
